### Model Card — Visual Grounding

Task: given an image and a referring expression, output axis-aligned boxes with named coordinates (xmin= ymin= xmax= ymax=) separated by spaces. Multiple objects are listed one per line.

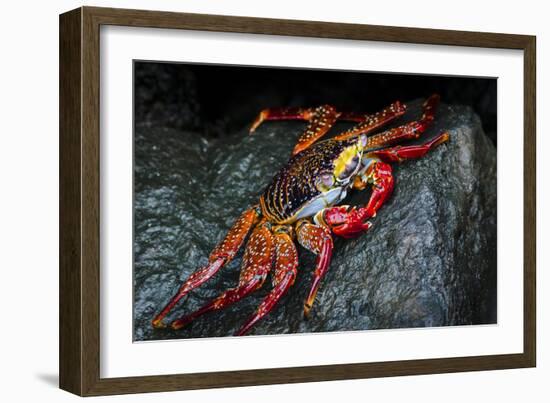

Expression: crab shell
xmin=260 ymin=134 xmax=370 ymax=225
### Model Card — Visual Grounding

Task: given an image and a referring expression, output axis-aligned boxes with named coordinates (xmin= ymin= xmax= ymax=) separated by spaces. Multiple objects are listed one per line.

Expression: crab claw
xmin=317 ymin=205 xmax=373 ymax=239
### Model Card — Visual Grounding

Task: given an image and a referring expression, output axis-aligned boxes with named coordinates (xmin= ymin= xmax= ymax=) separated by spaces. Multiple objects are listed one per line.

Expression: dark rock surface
xmin=133 ymin=100 xmax=497 ymax=341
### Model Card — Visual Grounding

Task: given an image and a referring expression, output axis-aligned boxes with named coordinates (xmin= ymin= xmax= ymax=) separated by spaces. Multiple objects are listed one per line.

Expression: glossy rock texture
xmin=133 ymin=98 xmax=497 ymax=341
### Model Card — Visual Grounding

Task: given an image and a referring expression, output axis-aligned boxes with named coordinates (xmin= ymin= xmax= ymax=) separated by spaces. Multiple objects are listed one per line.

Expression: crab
xmin=152 ymin=94 xmax=450 ymax=336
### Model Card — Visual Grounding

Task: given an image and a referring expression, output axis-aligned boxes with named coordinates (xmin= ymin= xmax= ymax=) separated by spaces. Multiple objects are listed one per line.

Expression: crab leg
xmin=362 ymin=94 xmax=440 ymax=148
xmin=370 ymin=131 xmax=450 ymax=162
xmin=152 ymin=206 xmax=260 ymax=328
xmin=296 ymin=221 xmax=334 ymax=317
xmin=249 ymin=107 xmax=316 ymax=133
xmin=291 ymin=101 xmax=407 ymax=156
xmin=251 ymin=101 xmax=408 ymax=156
xmin=170 ymin=224 xmax=274 ymax=330
xmin=235 ymin=231 xmax=299 ymax=336
xmin=249 ymin=105 xmax=340 ymax=155
xmin=291 ymin=105 xmax=341 ymax=155
xmin=333 ymin=101 xmax=407 ymax=141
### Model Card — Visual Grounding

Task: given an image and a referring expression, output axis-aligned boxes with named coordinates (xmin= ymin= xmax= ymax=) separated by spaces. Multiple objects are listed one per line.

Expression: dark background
xmin=134 ymin=62 xmax=497 ymax=145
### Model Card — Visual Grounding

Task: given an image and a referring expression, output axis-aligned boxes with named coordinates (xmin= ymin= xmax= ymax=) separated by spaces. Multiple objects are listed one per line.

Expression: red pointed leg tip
xmin=438 ymin=132 xmax=450 ymax=145
xmin=249 ymin=123 xmax=259 ymax=134
xmin=235 ymin=313 xmax=262 ymax=336
xmin=250 ymin=110 xmax=267 ymax=134
xmin=427 ymin=131 xmax=450 ymax=149
xmin=170 ymin=322 xmax=183 ymax=331
xmin=303 ymin=289 xmax=319 ymax=319
xmin=152 ymin=317 xmax=166 ymax=329
xmin=171 ymin=317 xmax=191 ymax=330
xmin=292 ymin=144 xmax=307 ymax=156
xmin=303 ymin=303 xmax=313 ymax=319
xmin=235 ymin=325 xmax=251 ymax=337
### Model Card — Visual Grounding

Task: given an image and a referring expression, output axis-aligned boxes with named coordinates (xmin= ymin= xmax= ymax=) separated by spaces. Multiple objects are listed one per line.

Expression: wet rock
xmin=133 ymin=99 xmax=497 ymax=341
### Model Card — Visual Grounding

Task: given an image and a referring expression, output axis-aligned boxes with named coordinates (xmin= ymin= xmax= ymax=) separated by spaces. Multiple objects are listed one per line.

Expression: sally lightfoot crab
xmin=152 ymin=94 xmax=450 ymax=336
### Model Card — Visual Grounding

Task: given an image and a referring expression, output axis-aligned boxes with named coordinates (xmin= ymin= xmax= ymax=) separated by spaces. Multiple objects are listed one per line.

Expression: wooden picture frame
xmin=59 ymin=6 xmax=536 ymax=396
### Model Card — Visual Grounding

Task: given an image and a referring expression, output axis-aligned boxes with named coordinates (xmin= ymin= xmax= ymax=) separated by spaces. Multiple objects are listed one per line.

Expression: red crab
xmin=152 ymin=94 xmax=450 ymax=336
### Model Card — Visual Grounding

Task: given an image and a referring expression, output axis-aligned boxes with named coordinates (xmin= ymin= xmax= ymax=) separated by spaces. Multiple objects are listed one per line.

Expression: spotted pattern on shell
xmin=260 ymin=138 xmax=357 ymax=223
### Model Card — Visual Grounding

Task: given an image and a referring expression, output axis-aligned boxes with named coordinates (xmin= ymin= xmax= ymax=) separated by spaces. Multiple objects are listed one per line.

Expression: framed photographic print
xmin=59 ymin=6 xmax=536 ymax=396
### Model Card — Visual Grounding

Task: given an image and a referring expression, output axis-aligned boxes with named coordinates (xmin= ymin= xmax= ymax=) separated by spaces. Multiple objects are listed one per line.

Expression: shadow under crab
xmin=133 ymin=98 xmax=496 ymax=341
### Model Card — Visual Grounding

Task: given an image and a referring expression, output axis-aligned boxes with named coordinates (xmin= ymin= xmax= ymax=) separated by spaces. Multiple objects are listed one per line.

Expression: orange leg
xmin=296 ymin=221 xmax=334 ymax=317
xmin=292 ymin=105 xmax=341 ymax=155
xmin=152 ymin=206 xmax=260 ymax=328
xmin=250 ymin=100 xmax=408 ymax=156
xmin=363 ymin=94 xmax=440 ymax=148
xmin=170 ymin=224 xmax=275 ymax=330
xmin=333 ymin=101 xmax=407 ymax=141
xmin=235 ymin=231 xmax=298 ymax=336
xmin=250 ymin=104 xmax=341 ymax=156
xmin=249 ymin=106 xmax=316 ymax=133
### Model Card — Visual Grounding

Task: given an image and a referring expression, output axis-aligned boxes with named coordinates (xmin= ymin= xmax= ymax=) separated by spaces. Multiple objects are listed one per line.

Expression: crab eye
xmin=315 ymin=172 xmax=335 ymax=191
xmin=338 ymin=156 xmax=360 ymax=180
xmin=359 ymin=134 xmax=368 ymax=148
